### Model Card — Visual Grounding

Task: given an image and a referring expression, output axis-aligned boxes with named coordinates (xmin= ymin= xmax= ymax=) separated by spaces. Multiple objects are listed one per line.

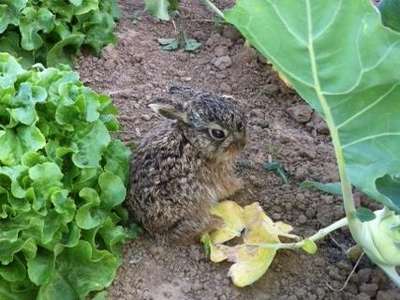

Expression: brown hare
xmin=127 ymin=87 xmax=247 ymax=243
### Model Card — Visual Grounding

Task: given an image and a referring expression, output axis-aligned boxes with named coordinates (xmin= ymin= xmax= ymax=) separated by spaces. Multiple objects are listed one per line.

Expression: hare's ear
xmin=149 ymin=103 xmax=188 ymax=123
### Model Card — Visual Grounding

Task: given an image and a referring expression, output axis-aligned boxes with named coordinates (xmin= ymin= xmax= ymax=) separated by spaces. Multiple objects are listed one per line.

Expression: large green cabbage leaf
xmin=0 ymin=52 xmax=132 ymax=299
xmin=226 ymin=0 xmax=400 ymax=213
xmin=0 ymin=0 xmax=120 ymax=67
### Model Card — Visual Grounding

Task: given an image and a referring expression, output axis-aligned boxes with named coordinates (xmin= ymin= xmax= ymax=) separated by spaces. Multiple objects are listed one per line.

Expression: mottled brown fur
xmin=127 ymin=87 xmax=246 ymax=243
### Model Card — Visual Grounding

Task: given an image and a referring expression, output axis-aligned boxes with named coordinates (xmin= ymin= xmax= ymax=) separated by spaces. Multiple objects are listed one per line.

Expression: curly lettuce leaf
xmin=0 ymin=52 xmax=132 ymax=299
xmin=0 ymin=0 xmax=119 ymax=67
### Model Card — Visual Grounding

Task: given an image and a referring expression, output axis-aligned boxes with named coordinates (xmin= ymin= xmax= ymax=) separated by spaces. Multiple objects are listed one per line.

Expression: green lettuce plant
xmin=0 ymin=52 xmax=132 ymax=299
xmin=0 ymin=0 xmax=120 ymax=67
xmin=200 ymin=0 xmax=400 ymax=287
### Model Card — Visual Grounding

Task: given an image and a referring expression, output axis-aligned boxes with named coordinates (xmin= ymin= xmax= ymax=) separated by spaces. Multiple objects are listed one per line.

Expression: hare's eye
xmin=209 ymin=128 xmax=225 ymax=140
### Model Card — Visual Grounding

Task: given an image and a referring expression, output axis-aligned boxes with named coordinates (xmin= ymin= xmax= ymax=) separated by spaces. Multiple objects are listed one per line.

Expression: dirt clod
xmin=359 ymin=283 xmax=379 ymax=297
xmin=214 ymin=45 xmax=229 ymax=57
xmin=376 ymin=289 xmax=400 ymax=300
xmin=358 ymin=268 xmax=372 ymax=283
xmin=212 ymin=55 xmax=233 ymax=70
xmin=287 ymin=104 xmax=313 ymax=123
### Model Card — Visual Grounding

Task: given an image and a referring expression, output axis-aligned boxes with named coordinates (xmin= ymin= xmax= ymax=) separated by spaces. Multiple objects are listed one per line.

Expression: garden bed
xmin=77 ymin=1 xmax=400 ymax=299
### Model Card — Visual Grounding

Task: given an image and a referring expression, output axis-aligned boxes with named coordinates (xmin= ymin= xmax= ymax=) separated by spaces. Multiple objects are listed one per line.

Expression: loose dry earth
xmin=77 ymin=1 xmax=400 ymax=299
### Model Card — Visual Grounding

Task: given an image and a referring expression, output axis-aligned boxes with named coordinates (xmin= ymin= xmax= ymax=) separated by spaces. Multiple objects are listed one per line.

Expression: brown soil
xmin=77 ymin=1 xmax=400 ymax=299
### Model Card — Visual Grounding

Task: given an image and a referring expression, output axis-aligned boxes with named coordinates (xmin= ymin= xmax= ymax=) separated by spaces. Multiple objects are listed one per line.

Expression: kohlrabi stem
xmin=250 ymin=216 xmax=348 ymax=250
xmin=201 ymin=0 xmax=224 ymax=19
xmin=305 ymin=0 xmax=361 ymax=235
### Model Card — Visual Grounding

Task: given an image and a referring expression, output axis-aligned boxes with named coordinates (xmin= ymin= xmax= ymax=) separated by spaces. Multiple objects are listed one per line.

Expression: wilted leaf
xmin=227 ymin=244 xmax=276 ymax=287
xmin=209 ymin=200 xmax=245 ymax=243
xmin=184 ymin=39 xmax=201 ymax=52
xmin=158 ymin=38 xmax=179 ymax=51
xmin=203 ymin=201 xmax=299 ymax=287
xmin=301 ymin=180 xmax=342 ymax=196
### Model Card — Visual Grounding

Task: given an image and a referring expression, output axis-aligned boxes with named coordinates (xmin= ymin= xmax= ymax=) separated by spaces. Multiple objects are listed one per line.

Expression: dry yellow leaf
xmin=209 ymin=200 xmax=245 ymax=244
xmin=202 ymin=201 xmax=299 ymax=287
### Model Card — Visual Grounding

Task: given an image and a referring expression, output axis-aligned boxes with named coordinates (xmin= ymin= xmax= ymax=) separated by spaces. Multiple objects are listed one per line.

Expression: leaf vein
xmin=343 ymin=133 xmax=400 ymax=149
xmin=336 ymin=83 xmax=400 ymax=129
xmin=313 ymin=0 xmax=343 ymax=40
xmin=269 ymin=1 xmax=307 ymax=46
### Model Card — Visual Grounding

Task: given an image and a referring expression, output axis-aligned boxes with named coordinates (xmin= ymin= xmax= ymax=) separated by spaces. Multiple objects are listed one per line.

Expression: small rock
xmin=376 ymin=289 xmax=400 ymax=300
xmin=310 ymin=113 xmax=329 ymax=134
xmin=220 ymin=82 xmax=232 ymax=93
xmin=359 ymin=283 xmax=379 ymax=297
xmin=305 ymin=207 xmax=316 ymax=218
xmin=233 ymin=46 xmax=257 ymax=65
xmin=141 ymin=114 xmax=152 ymax=121
xmin=287 ymin=104 xmax=313 ymax=123
xmin=206 ymin=33 xmax=232 ymax=48
xmin=212 ymin=56 xmax=232 ymax=70
xmin=214 ymin=46 xmax=229 ymax=57
xmin=297 ymin=214 xmax=307 ymax=224
xmin=206 ymin=33 xmax=221 ymax=47
xmin=215 ymin=73 xmax=227 ymax=79
xmin=182 ymin=76 xmax=192 ymax=82
xmin=272 ymin=213 xmax=281 ymax=220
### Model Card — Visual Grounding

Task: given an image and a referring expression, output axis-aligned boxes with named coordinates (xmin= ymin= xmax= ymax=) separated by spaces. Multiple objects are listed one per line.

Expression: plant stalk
xmin=304 ymin=0 xmax=361 ymax=237
xmin=250 ymin=216 xmax=348 ymax=250
xmin=201 ymin=0 xmax=224 ymax=19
